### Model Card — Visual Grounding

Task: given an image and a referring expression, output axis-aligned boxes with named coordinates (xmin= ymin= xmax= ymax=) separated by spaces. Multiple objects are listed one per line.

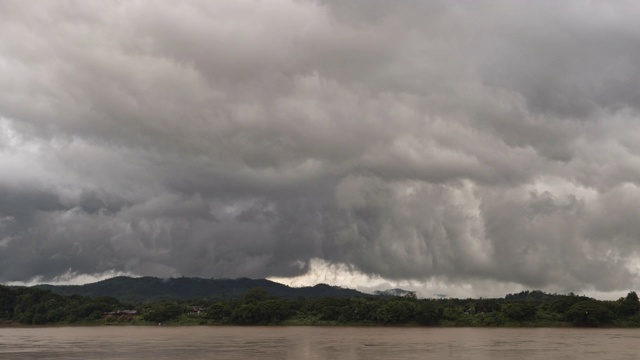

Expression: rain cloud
xmin=2 ymin=0 xmax=640 ymax=297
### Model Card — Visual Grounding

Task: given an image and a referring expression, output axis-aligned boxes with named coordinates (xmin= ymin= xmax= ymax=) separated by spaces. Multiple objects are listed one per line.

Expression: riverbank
xmin=1 ymin=316 xmax=630 ymax=328
xmin=4 ymin=285 xmax=640 ymax=328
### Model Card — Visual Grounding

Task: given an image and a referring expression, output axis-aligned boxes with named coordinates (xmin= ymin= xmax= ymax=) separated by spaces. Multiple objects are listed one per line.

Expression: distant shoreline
xmin=3 ymin=281 xmax=640 ymax=328
xmin=0 ymin=320 xmax=623 ymax=329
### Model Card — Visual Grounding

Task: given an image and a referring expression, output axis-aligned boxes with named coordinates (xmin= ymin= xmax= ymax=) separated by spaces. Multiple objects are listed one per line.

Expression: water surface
xmin=1 ymin=326 xmax=639 ymax=359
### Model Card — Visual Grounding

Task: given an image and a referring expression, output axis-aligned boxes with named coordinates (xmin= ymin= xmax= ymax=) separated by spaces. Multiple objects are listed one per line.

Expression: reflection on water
xmin=1 ymin=326 xmax=640 ymax=359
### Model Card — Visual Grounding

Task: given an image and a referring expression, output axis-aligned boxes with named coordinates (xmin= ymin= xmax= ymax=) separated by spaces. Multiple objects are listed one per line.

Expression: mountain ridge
xmin=32 ymin=276 xmax=369 ymax=303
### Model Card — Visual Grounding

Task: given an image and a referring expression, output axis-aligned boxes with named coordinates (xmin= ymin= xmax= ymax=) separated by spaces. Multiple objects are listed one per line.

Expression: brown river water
xmin=1 ymin=326 xmax=639 ymax=359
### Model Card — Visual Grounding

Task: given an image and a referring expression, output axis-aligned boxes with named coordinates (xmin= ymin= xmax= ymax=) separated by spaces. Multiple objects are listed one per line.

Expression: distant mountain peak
xmin=34 ymin=276 xmax=368 ymax=303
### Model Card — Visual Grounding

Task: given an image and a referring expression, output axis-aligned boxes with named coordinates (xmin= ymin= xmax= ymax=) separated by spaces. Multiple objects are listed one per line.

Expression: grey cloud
xmin=1 ymin=0 xmax=640 ymax=296
xmin=0 ymin=185 xmax=63 ymax=221
xmin=475 ymin=1 xmax=640 ymax=118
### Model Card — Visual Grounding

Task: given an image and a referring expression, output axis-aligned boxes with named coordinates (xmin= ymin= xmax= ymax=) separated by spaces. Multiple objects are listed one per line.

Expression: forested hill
xmin=4 ymin=280 xmax=640 ymax=327
xmin=34 ymin=276 xmax=366 ymax=302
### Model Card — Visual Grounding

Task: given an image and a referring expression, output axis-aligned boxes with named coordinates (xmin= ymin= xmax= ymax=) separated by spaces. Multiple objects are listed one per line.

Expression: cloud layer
xmin=2 ymin=0 xmax=640 ymax=296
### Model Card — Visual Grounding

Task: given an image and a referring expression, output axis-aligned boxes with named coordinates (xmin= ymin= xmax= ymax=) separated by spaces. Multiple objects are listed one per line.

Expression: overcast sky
xmin=2 ymin=0 xmax=640 ymax=298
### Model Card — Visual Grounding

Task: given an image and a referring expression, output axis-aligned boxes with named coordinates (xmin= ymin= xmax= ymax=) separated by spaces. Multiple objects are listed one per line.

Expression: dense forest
xmin=2 ymin=284 xmax=640 ymax=327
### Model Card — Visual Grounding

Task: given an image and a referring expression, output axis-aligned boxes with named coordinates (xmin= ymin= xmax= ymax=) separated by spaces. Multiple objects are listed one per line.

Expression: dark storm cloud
xmin=2 ymin=0 xmax=640 ymax=295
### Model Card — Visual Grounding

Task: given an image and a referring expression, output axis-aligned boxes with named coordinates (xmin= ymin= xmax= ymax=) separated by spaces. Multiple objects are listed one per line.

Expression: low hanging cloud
xmin=2 ymin=0 xmax=640 ymax=296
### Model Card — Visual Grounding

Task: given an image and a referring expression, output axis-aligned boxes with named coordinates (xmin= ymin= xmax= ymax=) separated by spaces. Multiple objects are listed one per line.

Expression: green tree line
xmin=2 ymin=285 xmax=640 ymax=327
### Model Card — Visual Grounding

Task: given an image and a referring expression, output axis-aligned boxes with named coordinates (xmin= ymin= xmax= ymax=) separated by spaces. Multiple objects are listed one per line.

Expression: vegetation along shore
xmin=1 ymin=277 xmax=639 ymax=327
